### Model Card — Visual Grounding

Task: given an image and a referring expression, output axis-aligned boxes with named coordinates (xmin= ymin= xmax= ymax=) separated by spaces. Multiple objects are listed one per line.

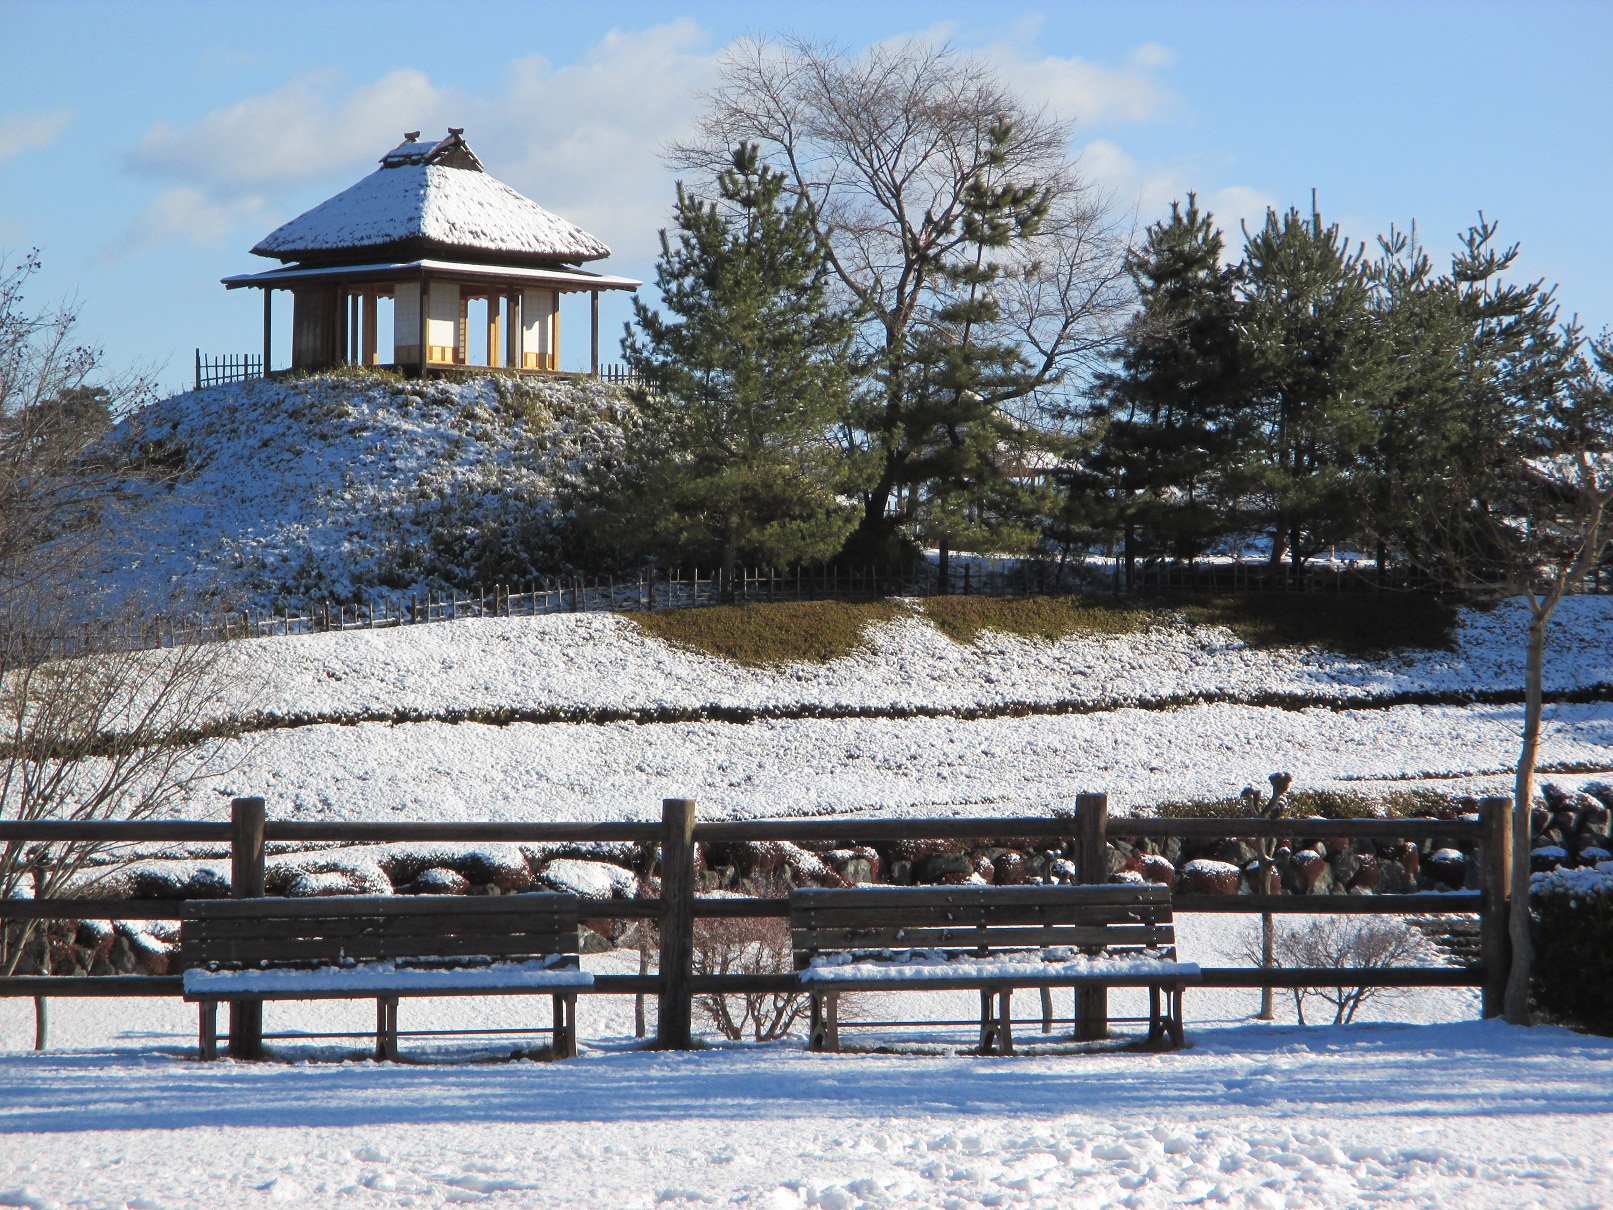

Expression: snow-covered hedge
xmin=1531 ymin=861 xmax=1613 ymax=1034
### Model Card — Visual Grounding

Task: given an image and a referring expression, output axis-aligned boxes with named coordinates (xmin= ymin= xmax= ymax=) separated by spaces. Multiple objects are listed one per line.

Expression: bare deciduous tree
xmin=0 ymin=253 xmax=235 ymax=1046
xmin=671 ymin=36 xmax=1131 ymax=553
xmin=1242 ymin=916 xmax=1427 ymax=1026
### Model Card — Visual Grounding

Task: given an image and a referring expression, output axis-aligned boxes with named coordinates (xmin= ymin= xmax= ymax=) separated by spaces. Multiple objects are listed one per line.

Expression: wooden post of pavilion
xmin=261 ymin=289 xmax=271 ymax=374
xmin=505 ymin=290 xmax=520 ymax=370
xmin=361 ymin=292 xmax=377 ymax=366
xmin=486 ymin=293 xmax=500 ymax=368
xmin=590 ymin=290 xmax=600 ymax=376
xmin=418 ymin=269 xmax=429 ymax=377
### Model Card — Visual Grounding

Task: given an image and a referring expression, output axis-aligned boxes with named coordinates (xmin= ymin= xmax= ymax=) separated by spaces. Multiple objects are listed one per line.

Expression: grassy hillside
xmin=633 ymin=592 xmax=1460 ymax=666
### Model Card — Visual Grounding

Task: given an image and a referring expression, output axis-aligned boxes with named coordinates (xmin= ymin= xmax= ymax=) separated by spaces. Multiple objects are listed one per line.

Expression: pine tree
xmin=1237 ymin=204 xmax=1381 ymax=568
xmin=1082 ymin=195 xmax=1247 ymax=584
xmin=619 ymin=145 xmax=862 ymax=589
xmin=884 ymin=119 xmax=1057 ymax=581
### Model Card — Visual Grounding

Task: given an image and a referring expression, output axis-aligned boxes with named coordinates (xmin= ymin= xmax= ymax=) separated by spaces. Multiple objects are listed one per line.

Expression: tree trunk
xmin=1258 ymin=911 xmax=1275 ymax=1020
xmin=937 ymin=542 xmax=950 ymax=593
xmin=1505 ymin=604 xmax=1549 ymax=1025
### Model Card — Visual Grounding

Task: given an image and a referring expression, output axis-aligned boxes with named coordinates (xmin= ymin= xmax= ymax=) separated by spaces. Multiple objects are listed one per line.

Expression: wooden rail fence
xmin=0 ymin=794 xmax=1505 ymax=1054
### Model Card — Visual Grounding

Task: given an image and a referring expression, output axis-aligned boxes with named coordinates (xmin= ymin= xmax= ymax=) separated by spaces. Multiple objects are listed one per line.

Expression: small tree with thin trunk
xmin=1412 ymin=327 xmax=1613 ymax=1024
xmin=0 ymin=253 xmax=235 ymax=1046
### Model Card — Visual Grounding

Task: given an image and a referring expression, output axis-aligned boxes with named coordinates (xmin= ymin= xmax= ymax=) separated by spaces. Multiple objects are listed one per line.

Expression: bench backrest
xmin=789 ymin=884 xmax=1175 ymax=972
xmin=178 ymin=893 xmax=582 ymax=972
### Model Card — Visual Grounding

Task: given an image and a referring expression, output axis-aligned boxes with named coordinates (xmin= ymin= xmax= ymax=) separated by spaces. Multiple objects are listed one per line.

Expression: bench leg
xmin=807 ymin=992 xmax=840 ymax=1053
xmin=376 ymin=996 xmax=399 ymax=1062
xmin=1040 ymin=986 xmax=1054 ymax=1035
xmin=1147 ymin=985 xmax=1165 ymax=1050
xmin=979 ymin=988 xmax=1013 ymax=1056
xmin=1076 ymin=985 xmax=1109 ymax=1042
xmin=551 ymin=994 xmax=577 ymax=1059
xmin=198 ymin=1001 xmax=218 ymax=1061
xmin=1168 ymin=986 xmax=1186 ymax=1051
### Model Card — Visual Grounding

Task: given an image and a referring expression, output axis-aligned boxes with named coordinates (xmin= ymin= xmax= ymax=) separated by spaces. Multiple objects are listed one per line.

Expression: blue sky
xmin=1 ymin=1 xmax=1609 ymax=396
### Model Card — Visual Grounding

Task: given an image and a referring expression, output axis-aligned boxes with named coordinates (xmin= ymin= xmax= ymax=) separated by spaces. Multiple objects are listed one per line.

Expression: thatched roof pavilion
xmin=222 ymin=129 xmax=640 ymax=375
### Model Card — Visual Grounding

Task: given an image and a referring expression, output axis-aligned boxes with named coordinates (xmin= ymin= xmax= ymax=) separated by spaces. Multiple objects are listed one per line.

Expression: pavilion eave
xmin=222 ymin=258 xmax=640 ymax=293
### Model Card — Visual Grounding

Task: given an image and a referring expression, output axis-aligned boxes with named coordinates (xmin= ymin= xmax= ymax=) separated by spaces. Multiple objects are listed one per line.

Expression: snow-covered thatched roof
xmin=251 ymin=130 xmax=612 ymax=267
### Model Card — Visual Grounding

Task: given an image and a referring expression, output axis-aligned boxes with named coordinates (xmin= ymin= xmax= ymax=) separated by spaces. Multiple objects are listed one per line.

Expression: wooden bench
xmin=790 ymin=884 xmax=1198 ymax=1054
xmin=179 ymin=894 xmax=591 ymax=1060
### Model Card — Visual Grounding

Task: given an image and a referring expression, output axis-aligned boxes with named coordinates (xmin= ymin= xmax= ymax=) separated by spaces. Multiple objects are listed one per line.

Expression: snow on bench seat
xmin=184 ymin=957 xmax=593 ymax=998
xmin=800 ymin=948 xmax=1200 ymax=984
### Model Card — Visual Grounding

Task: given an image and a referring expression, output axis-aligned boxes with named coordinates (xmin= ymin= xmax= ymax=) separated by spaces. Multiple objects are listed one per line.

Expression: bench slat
xmin=179 ymin=894 xmax=579 ymax=920
xmin=184 ymin=913 xmax=573 ymax=941
xmin=180 ymin=933 xmax=575 ymax=967
xmin=791 ymin=885 xmax=1169 ymax=910
xmin=795 ymin=904 xmax=1169 ymax=928
xmin=792 ymin=924 xmax=1175 ymax=951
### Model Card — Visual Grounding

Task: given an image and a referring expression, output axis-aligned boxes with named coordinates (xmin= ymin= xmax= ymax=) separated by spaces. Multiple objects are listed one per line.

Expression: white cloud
xmin=1077 ymin=138 xmax=1274 ymax=255
xmin=1206 ymin=185 xmax=1279 ymax=239
xmin=986 ymin=40 xmax=1178 ymax=126
xmin=0 ymin=107 xmax=74 ymax=163
xmin=1128 ymin=42 xmax=1178 ymax=71
xmin=109 ymin=188 xmax=269 ymax=262
xmin=120 ymin=21 xmax=715 ymax=262
xmin=130 ymin=68 xmax=446 ymax=192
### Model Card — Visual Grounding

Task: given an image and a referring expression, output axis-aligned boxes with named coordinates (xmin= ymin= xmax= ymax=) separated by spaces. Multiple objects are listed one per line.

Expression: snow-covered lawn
xmin=223 ymin=596 xmax=1613 ymax=721
xmin=154 ymin=594 xmax=1613 ymax=820
xmin=197 ymin=700 xmax=1613 ymax=821
xmin=1 ymin=1018 xmax=1608 ymax=1209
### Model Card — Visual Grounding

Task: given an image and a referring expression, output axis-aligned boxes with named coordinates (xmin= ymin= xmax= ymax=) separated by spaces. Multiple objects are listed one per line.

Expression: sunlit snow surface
xmin=0 ymin=1014 xmax=1608 ymax=1209
xmin=158 ymin=596 xmax=1613 ymax=821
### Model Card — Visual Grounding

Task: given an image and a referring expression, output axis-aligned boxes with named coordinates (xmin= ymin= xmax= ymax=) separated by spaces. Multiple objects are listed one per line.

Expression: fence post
xmin=1075 ymin=791 xmax=1110 ymax=1041
xmin=1479 ymin=794 xmax=1512 ymax=1019
xmin=656 ymin=797 xmax=697 ymax=1049
xmin=228 ymin=796 xmax=267 ymax=1058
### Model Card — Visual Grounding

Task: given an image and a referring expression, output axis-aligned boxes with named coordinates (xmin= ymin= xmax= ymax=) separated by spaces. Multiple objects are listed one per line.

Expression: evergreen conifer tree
xmin=1237 ymin=204 xmax=1382 ymax=568
xmin=1082 ymin=195 xmax=1246 ymax=584
xmin=887 ymin=120 xmax=1057 ymax=581
xmin=619 ymin=145 xmax=862 ymax=589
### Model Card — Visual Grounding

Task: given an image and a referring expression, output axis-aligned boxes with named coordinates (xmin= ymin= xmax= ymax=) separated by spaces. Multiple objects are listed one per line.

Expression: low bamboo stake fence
xmin=17 ymin=557 xmax=1606 ymax=659
xmin=0 ymin=794 xmax=1507 ymax=1053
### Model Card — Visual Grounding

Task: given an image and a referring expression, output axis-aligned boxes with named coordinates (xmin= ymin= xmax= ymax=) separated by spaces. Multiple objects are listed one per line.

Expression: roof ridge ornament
xmin=380 ymin=127 xmax=483 ymax=172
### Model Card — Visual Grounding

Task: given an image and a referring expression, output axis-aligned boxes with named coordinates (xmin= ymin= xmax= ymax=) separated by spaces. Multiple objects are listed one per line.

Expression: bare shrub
xmin=690 ymin=911 xmax=809 ymax=1042
xmin=1241 ymin=916 xmax=1427 ymax=1025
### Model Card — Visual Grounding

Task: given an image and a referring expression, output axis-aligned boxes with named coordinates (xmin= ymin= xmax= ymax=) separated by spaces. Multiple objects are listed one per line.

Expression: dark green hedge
xmin=1531 ymin=870 xmax=1613 ymax=1035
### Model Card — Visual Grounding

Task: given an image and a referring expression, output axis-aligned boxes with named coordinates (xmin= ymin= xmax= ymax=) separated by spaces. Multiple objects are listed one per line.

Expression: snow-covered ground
xmin=75 ymin=374 xmax=635 ymax=615
xmin=12 ymin=569 xmax=1612 ymax=1206
xmin=220 ymin=595 xmax=1613 ymax=720
xmin=0 ymin=1014 xmax=1606 ymax=1209
xmin=163 ymin=595 xmax=1613 ymax=821
xmin=194 ymin=699 xmax=1613 ymax=821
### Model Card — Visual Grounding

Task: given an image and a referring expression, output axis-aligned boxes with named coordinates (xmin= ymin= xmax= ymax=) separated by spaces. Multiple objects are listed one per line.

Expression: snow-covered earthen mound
xmin=76 ymin=371 xmax=636 ymax=614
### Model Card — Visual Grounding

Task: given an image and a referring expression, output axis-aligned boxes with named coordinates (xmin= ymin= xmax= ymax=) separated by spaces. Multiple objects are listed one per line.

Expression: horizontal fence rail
xmin=0 ymin=795 xmax=1509 ymax=1054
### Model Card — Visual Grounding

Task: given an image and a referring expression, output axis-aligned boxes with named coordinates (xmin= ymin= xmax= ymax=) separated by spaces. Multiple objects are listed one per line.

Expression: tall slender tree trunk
xmin=1506 ymin=602 xmax=1549 ymax=1025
